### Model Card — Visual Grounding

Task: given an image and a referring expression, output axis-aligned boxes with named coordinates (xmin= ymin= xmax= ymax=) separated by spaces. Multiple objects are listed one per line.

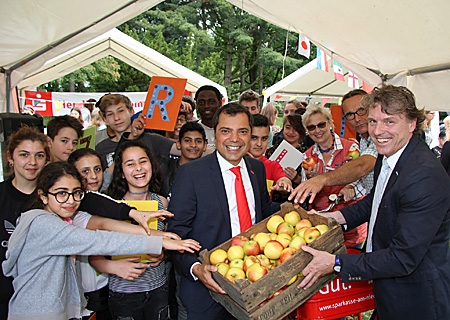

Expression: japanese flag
xmin=298 ymin=34 xmax=310 ymax=58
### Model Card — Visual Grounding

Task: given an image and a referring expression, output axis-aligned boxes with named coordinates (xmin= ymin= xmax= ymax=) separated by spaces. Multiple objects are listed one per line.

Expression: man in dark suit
xmin=167 ymin=103 xmax=280 ymax=320
xmin=297 ymin=85 xmax=450 ymax=319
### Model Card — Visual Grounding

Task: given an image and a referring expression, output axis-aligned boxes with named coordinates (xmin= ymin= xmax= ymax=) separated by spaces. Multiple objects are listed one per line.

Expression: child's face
xmin=249 ymin=126 xmax=270 ymax=159
xmin=48 ymin=127 xmax=79 ymax=162
xmin=41 ymin=175 xmax=83 ymax=219
xmin=121 ymin=147 xmax=152 ymax=192
xmin=10 ymin=140 xmax=47 ymax=182
xmin=176 ymin=131 xmax=207 ymax=162
xmin=74 ymin=155 xmax=103 ymax=192
xmin=102 ymin=103 xmax=133 ymax=136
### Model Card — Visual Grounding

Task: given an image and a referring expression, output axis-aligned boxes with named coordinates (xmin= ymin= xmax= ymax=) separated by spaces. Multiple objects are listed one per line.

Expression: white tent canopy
xmin=0 ymin=0 xmax=164 ymax=112
xmin=18 ymin=28 xmax=227 ymax=98
xmin=263 ymin=58 xmax=355 ymax=104
xmin=228 ymin=0 xmax=450 ymax=111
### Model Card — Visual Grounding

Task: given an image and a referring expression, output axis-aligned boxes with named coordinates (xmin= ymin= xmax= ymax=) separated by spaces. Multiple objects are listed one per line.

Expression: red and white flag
xmin=348 ymin=71 xmax=359 ymax=89
xmin=362 ymin=81 xmax=373 ymax=93
xmin=333 ymin=61 xmax=345 ymax=82
xmin=316 ymin=48 xmax=329 ymax=72
xmin=298 ymin=34 xmax=310 ymax=58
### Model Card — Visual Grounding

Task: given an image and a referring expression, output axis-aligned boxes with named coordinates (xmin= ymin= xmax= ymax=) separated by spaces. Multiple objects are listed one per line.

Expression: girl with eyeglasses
xmin=2 ymin=161 xmax=200 ymax=320
xmin=301 ymin=105 xmax=367 ymax=248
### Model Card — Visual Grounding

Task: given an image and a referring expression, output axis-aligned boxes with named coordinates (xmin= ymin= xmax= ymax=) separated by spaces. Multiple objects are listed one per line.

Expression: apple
xmin=286 ymin=274 xmax=298 ymax=286
xmin=270 ymin=259 xmax=281 ymax=267
xmin=227 ymin=245 xmax=244 ymax=261
xmin=243 ymin=255 xmax=259 ymax=272
xmin=296 ymin=227 xmax=309 ymax=239
xmin=256 ymin=254 xmax=271 ymax=268
xmin=277 ymin=222 xmax=295 ymax=237
xmin=348 ymin=147 xmax=360 ymax=160
xmin=269 ymin=233 xmax=278 ymax=240
xmin=289 ymin=235 xmax=306 ymax=251
xmin=275 ymin=233 xmax=292 ymax=248
xmin=209 ymin=249 xmax=228 ymax=265
xmin=231 ymin=235 xmax=249 ymax=247
xmin=302 ymin=157 xmax=317 ymax=170
xmin=252 ymin=233 xmax=271 ymax=252
xmin=264 ymin=240 xmax=284 ymax=260
xmin=225 ymin=267 xmax=246 ymax=283
xmin=304 ymin=227 xmax=321 ymax=244
xmin=266 ymin=215 xmax=284 ymax=233
xmin=229 ymin=258 xmax=244 ymax=270
xmin=271 ymin=287 xmax=285 ymax=299
xmin=216 ymin=262 xmax=230 ymax=276
xmin=315 ymin=224 xmax=329 ymax=235
xmin=279 ymin=247 xmax=297 ymax=263
xmin=246 ymin=262 xmax=268 ymax=282
xmin=243 ymin=240 xmax=261 ymax=256
xmin=295 ymin=219 xmax=312 ymax=231
xmin=266 ymin=264 xmax=276 ymax=272
xmin=284 ymin=210 xmax=300 ymax=226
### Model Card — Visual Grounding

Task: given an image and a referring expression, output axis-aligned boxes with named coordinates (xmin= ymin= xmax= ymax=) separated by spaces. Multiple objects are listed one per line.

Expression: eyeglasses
xmin=306 ymin=121 xmax=327 ymax=132
xmin=47 ymin=190 xmax=85 ymax=203
xmin=177 ymin=117 xmax=187 ymax=124
xmin=344 ymin=107 xmax=367 ymax=120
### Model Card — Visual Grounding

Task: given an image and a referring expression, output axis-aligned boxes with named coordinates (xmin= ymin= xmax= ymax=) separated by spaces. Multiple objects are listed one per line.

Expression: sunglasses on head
xmin=306 ymin=121 xmax=327 ymax=132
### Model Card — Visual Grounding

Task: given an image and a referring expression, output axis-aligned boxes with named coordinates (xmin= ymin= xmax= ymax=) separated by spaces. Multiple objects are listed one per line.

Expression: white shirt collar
xmin=216 ymin=152 xmax=247 ymax=173
xmin=384 ymin=140 xmax=409 ymax=170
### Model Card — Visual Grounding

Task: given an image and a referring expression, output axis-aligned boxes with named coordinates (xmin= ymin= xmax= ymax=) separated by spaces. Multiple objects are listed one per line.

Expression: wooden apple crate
xmin=198 ymin=202 xmax=346 ymax=320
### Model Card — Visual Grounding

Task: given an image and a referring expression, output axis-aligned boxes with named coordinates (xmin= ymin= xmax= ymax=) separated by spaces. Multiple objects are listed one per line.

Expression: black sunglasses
xmin=306 ymin=121 xmax=327 ymax=132
xmin=344 ymin=107 xmax=367 ymax=121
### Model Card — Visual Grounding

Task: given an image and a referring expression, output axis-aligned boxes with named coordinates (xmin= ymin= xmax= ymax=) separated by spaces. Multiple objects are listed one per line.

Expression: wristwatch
xmin=333 ymin=255 xmax=341 ymax=273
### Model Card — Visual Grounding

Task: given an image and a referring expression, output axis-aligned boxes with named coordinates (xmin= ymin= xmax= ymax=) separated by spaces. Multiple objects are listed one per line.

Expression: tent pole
xmin=5 ymin=69 xmax=11 ymax=113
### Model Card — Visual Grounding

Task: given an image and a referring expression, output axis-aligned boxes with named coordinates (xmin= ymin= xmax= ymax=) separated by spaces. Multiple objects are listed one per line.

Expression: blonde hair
xmin=302 ymin=105 xmax=334 ymax=130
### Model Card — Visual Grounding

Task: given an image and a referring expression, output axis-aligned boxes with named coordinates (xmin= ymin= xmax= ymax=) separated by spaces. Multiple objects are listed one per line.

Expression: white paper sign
xmin=269 ymin=140 xmax=305 ymax=169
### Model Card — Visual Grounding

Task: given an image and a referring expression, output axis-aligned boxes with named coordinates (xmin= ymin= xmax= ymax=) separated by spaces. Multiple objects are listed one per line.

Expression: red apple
xmin=225 ymin=267 xmax=246 ymax=283
xmin=231 ymin=235 xmax=249 ymax=247
xmin=277 ymin=222 xmax=295 ymax=237
xmin=266 ymin=215 xmax=284 ymax=233
xmin=348 ymin=147 xmax=360 ymax=160
xmin=302 ymin=157 xmax=317 ymax=170
xmin=304 ymin=227 xmax=321 ymax=244
xmin=264 ymin=240 xmax=284 ymax=260
xmin=227 ymin=245 xmax=244 ymax=261
xmin=209 ymin=249 xmax=228 ymax=265
xmin=246 ymin=262 xmax=268 ymax=282
xmin=279 ymin=247 xmax=297 ymax=263
xmin=243 ymin=240 xmax=261 ymax=256
xmin=243 ymin=255 xmax=259 ymax=272
xmin=256 ymin=254 xmax=271 ymax=268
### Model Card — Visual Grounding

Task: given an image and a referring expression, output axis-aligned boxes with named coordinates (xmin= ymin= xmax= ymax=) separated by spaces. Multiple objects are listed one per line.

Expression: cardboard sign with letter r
xmin=142 ymin=76 xmax=187 ymax=131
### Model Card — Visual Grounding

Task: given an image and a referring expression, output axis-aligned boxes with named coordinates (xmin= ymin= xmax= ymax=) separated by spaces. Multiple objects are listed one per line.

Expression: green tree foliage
xmin=41 ymin=0 xmax=312 ymax=100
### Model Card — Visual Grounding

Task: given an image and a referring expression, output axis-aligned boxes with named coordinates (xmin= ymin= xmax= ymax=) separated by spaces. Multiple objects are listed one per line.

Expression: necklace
xmin=127 ymin=190 xmax=148 ymax=195
xmin=318 ymin=141 xmax=334 ymax=153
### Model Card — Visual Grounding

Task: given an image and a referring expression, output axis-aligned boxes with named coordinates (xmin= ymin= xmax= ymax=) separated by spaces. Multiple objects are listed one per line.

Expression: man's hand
xmin=193 ymin=264 xmax=226 ymax=294
xmin=288 ymin=175 xmax=326 ymax=204
xmin=306 ymin=209 xmax=347 ymax=225
xmin=339 ymin=185 xmax=356 ymax=202
xmin=298 ymin=246 xmax=335 ymax=289
xmin=271 ymin=177 xmax=293 ymax=193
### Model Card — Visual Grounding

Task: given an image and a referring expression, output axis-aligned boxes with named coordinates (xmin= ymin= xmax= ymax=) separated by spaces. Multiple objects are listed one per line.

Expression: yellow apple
xmin=286 ymin=274 xmax=298 ymax=286
xmin=209 ymin=249 xmax=228 ymax=265
xmin=304 ymin=227 xmax=321 ymax=244
xmin=279 ymin=247 xmax=297 ymax=263
xmin=264 ymin=240 xmax=284 ymax=260
xmin=266 ymin=215 xmax=284 ymax=233
xmin=216 ymin=262 xmax=230 ymax=276
xmin=284 ymin=210 xmax=300 ymax=226
xmin=275 ymin=233 xmax=292 ymax=248
xmin=256 ymin=254 xmax=271 ymax=268
xmin=225 ymin=267 xmax=246 ymax=283
xmin=253 ymin=233 xmax=271 ymax=252
xmin=297 ymin=227 xmax=309 ymax=239
xmin=295 ymin=219 xmax=312 ymax=231
xmin=289 ymin=235 xmax=306 ymax=251
xmin=315 ymin=224 xmax=329 ymax=235
xmin=277 ymin=222 xmax=295 ymax=237
xmin=227 ymin=245 xmax=244 ymax=261
xmin=229 ymin=258 xmax=244 ymax=270
xmin=348 ymin=147 xmax=360 ymax=160
xmin=246 ymin=262 xmax=268 ymax=282
xmin=243 ymin=255 xmax=259 ymax=272
xmin=269 ymin=233 xmax=278 ymax=240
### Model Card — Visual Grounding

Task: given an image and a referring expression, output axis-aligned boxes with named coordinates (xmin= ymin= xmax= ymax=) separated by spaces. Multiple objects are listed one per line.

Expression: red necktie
xmin=230 ymin=166 xmax=252 ymax=232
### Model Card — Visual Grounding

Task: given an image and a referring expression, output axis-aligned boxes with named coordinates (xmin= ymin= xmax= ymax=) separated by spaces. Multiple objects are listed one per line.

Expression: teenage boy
xmin=249 ymin=114 xmax=292 ymax=196
xmin=47 ymin=115 xmax=83 ymax=162
xmin=95 ymin=94 xmax=177 ymax=169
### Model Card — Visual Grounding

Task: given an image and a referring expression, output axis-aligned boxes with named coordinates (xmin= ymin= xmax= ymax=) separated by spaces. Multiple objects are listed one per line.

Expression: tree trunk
xmin=224 ymin=39 xmax=233 ymax=86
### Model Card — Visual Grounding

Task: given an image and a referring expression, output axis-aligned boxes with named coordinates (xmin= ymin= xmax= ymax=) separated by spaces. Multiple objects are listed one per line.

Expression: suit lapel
xmin=244 ymin=157 xmax=263 ymax=223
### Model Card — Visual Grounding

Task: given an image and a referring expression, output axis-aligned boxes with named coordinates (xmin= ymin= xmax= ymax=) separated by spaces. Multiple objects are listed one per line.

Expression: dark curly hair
xmin=108 ymin=141 xmax=162 ymax=199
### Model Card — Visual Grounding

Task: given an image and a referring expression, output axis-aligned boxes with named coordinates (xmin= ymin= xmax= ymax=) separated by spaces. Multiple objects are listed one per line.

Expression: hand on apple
xmin=297 ymin=246 xmax=335 ymax=290
xmin=193 ymin=263 xmax=226 ymax=294
xmin=304 ymin=162 xmax=320 ymax=179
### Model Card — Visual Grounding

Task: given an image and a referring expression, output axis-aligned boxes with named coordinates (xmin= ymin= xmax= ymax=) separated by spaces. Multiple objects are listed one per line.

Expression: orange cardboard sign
xmin=142 ymin=76 xmax=188 ymax=131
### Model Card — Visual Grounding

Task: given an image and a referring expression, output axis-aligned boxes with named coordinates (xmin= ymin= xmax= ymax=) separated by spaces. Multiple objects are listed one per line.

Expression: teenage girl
xmin=96 ymin=141 xmax=173 ymax=320
xmin=2 ymin=161 xmax=200 ymax=320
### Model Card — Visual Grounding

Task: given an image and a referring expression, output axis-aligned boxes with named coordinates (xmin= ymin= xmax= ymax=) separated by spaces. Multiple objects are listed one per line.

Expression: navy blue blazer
xmin=167 ymin=152 xmax=280 ymax=313
xmin=340 ymin=136 xmax=450 ymax=319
